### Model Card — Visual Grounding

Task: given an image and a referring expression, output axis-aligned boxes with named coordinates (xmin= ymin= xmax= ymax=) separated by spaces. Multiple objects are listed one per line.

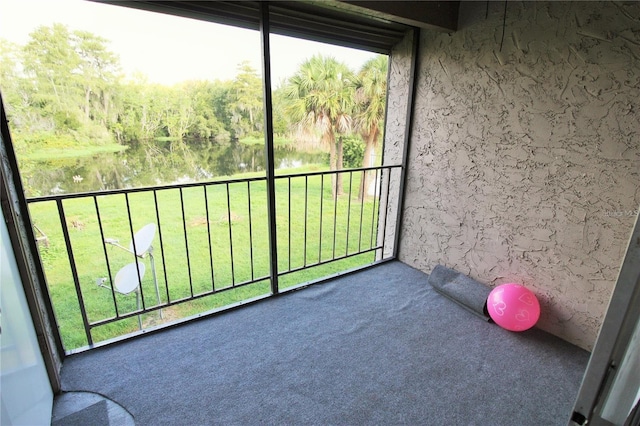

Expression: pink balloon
xmin=487 ymin=283 xmax=540 ymax=332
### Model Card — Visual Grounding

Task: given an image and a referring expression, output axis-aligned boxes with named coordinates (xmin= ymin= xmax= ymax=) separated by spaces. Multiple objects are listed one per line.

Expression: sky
xmin=0 ymin=0 xmax=379 ymax=86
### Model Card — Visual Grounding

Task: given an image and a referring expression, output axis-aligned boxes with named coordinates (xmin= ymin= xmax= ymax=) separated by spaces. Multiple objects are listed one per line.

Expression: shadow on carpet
xmin=60 ymin=261 xmax=589 ymax=426
xmin=52 ymin=400 xmax=108 ymax=426
xmin=51 ymin=391 xmax=135 ymax=426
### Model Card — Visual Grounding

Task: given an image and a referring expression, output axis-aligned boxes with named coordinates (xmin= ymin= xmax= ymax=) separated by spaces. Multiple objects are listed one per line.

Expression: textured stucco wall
xmin=396 ymin=1 xmax=640 ymax=350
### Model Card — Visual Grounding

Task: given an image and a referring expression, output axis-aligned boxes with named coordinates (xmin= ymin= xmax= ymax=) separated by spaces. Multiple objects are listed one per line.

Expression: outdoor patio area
xmin=52 ymin=261 xmax=589 ymax=425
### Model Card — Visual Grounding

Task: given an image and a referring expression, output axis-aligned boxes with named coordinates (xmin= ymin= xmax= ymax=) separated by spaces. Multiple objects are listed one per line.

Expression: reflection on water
xmin=20 ymin=140 xmax=326 ymax=197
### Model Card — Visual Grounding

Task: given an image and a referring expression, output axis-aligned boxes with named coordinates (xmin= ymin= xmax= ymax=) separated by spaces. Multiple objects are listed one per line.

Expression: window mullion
xmin=259 ymin=2 xmax=279 ymax=295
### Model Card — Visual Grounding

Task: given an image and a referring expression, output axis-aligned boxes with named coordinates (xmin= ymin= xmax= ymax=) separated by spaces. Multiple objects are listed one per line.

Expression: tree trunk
xmin=358 ymin=130 xmax=377 ymax=201
xmin=336 ymin=137 xmax=344 ymax=198
xmin=84 ymin=88 xmax=91 ymax=120
xmin=49 ymin=77 xmax=61 ymax=106
xmin=329 ymin=136 xmax=337 ymax=199
xmin=102 ymin=91 xmax=110 ymax=125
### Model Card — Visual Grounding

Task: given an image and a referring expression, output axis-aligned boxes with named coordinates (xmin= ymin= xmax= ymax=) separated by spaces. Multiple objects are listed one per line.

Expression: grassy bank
xmin=239 ymin=135 xmax=292 ymax=146
xmin=21 ymin=143 xmax=128 ymax=160
xmin=29 ymin=167 xmax=380 ymax=350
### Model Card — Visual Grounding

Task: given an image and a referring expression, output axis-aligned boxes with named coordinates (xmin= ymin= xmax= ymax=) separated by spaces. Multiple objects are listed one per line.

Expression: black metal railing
xmin=27 ymin=165 xmax=401 ymax=351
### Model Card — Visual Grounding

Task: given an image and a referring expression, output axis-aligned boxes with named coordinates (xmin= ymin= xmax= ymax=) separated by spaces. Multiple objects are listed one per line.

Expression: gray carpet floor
xmin=59 ymin=261 xmax=589 ymax=425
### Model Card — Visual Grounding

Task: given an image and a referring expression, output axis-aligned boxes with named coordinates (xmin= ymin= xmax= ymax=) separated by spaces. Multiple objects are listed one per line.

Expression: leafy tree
xmin=0 ymin=40 xmax=19 ymax=83
xmin=342 ymin=136 xmax=365 ymax=169
xmin=270 ymin=86 xmax=291 ymax=137
xmin=284 ymin=55 xmax=355 ymax=197
xmin=164 ymin=84 xmax=195 ymax=139
xmin=229 ymin=62 xmax=263 ymax=139
xmin=114 ymin=76 xmax=166 ymax=142
xmin=184 ymin=80 xmax=227 ymax=141
xmin=0 ymin=39 xmax=36 ymax=133
xmin=0 ymin=40 xmax=21 ymax=108
xmin=22 ymin=24 xmax=79 ymax=113
xmin=208 ymin=80 xmax=234 ymax=142
xmin=73 ymin=30 xmax=120 ymax=127
xmin=18 ymin=24 xmax=120 ymax=145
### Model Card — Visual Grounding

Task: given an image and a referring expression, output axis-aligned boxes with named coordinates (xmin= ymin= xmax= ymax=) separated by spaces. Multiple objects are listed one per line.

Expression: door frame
xmin=1 ymin=97 xmax=63 ymax=391
xmin=570 ymin=210 xmax=640 ymax=425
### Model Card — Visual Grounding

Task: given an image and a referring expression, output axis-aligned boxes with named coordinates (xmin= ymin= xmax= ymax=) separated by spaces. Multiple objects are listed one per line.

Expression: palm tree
xmin=354 ymin=55 xmax=388 ymax=200
xmin=284 ymin=55 xmax=355 ymax=198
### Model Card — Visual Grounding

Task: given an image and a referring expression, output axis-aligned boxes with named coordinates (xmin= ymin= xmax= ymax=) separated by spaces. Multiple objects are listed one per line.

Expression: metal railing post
xmin=260 ymin=2 xmax=279 ymax=295
xmin=392 ymin=28 xmax=420 ymax=259
xmin=56 ymin=199 xmax=93 ymax=346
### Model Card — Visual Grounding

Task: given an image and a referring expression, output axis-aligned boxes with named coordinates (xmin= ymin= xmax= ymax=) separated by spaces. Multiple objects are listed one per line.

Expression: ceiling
xmin=103 ymin=1 xmax=459 ymax=53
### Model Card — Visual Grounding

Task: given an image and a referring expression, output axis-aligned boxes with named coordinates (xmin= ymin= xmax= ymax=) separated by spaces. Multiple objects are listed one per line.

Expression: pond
xmin=19 ymin=140 xmax=327 ymax=197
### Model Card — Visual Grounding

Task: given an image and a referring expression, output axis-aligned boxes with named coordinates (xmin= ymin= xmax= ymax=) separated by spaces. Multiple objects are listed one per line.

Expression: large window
xmin=0 ymin=0 xmax=392 ymax=196
xmin=0 ymin=0 xmax=402 ymax=351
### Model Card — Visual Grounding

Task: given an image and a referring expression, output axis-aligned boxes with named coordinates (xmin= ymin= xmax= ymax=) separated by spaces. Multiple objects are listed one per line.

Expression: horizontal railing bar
xmin=88 ymin=274 xmax=271 ymax=328
xmin=67 ymin=258 xmax=397 ymax=356
xmin=279 ymin=256 xmax=396 ymax=294
xmin=26 ymin=175 xmax=270 ymax=202
xmin=67 ymin=292 xmax=276 ymax=356
xmin=27 ymin=165 xmax=402 ymax=202
xmin=275 ymin=164 xmax=401 ymax=180
xmin=277 ymin=245 xmax=383 ymax=277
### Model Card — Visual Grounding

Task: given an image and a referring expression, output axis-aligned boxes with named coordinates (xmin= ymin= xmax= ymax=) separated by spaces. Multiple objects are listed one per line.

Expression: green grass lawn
xmin=29 ymin=166 xmax=382 ymax=350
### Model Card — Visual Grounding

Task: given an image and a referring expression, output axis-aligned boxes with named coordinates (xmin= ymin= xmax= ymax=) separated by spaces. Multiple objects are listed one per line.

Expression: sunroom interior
xmin=1 ymin=1 xmax=639 ymax=425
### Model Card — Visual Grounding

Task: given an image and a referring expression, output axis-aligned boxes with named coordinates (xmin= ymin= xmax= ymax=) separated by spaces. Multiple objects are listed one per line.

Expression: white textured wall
xmin=396 ymin=1 xmax=640 ymax=350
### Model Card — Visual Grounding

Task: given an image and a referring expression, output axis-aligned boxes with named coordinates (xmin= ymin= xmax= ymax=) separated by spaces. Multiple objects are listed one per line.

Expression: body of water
xmin=20 ymin=140 xmax=327 ymax=197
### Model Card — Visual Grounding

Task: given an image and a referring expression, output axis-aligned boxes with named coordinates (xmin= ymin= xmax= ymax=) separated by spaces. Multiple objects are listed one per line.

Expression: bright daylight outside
xmin=0 ymin=0 xmax=390 ymax=350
